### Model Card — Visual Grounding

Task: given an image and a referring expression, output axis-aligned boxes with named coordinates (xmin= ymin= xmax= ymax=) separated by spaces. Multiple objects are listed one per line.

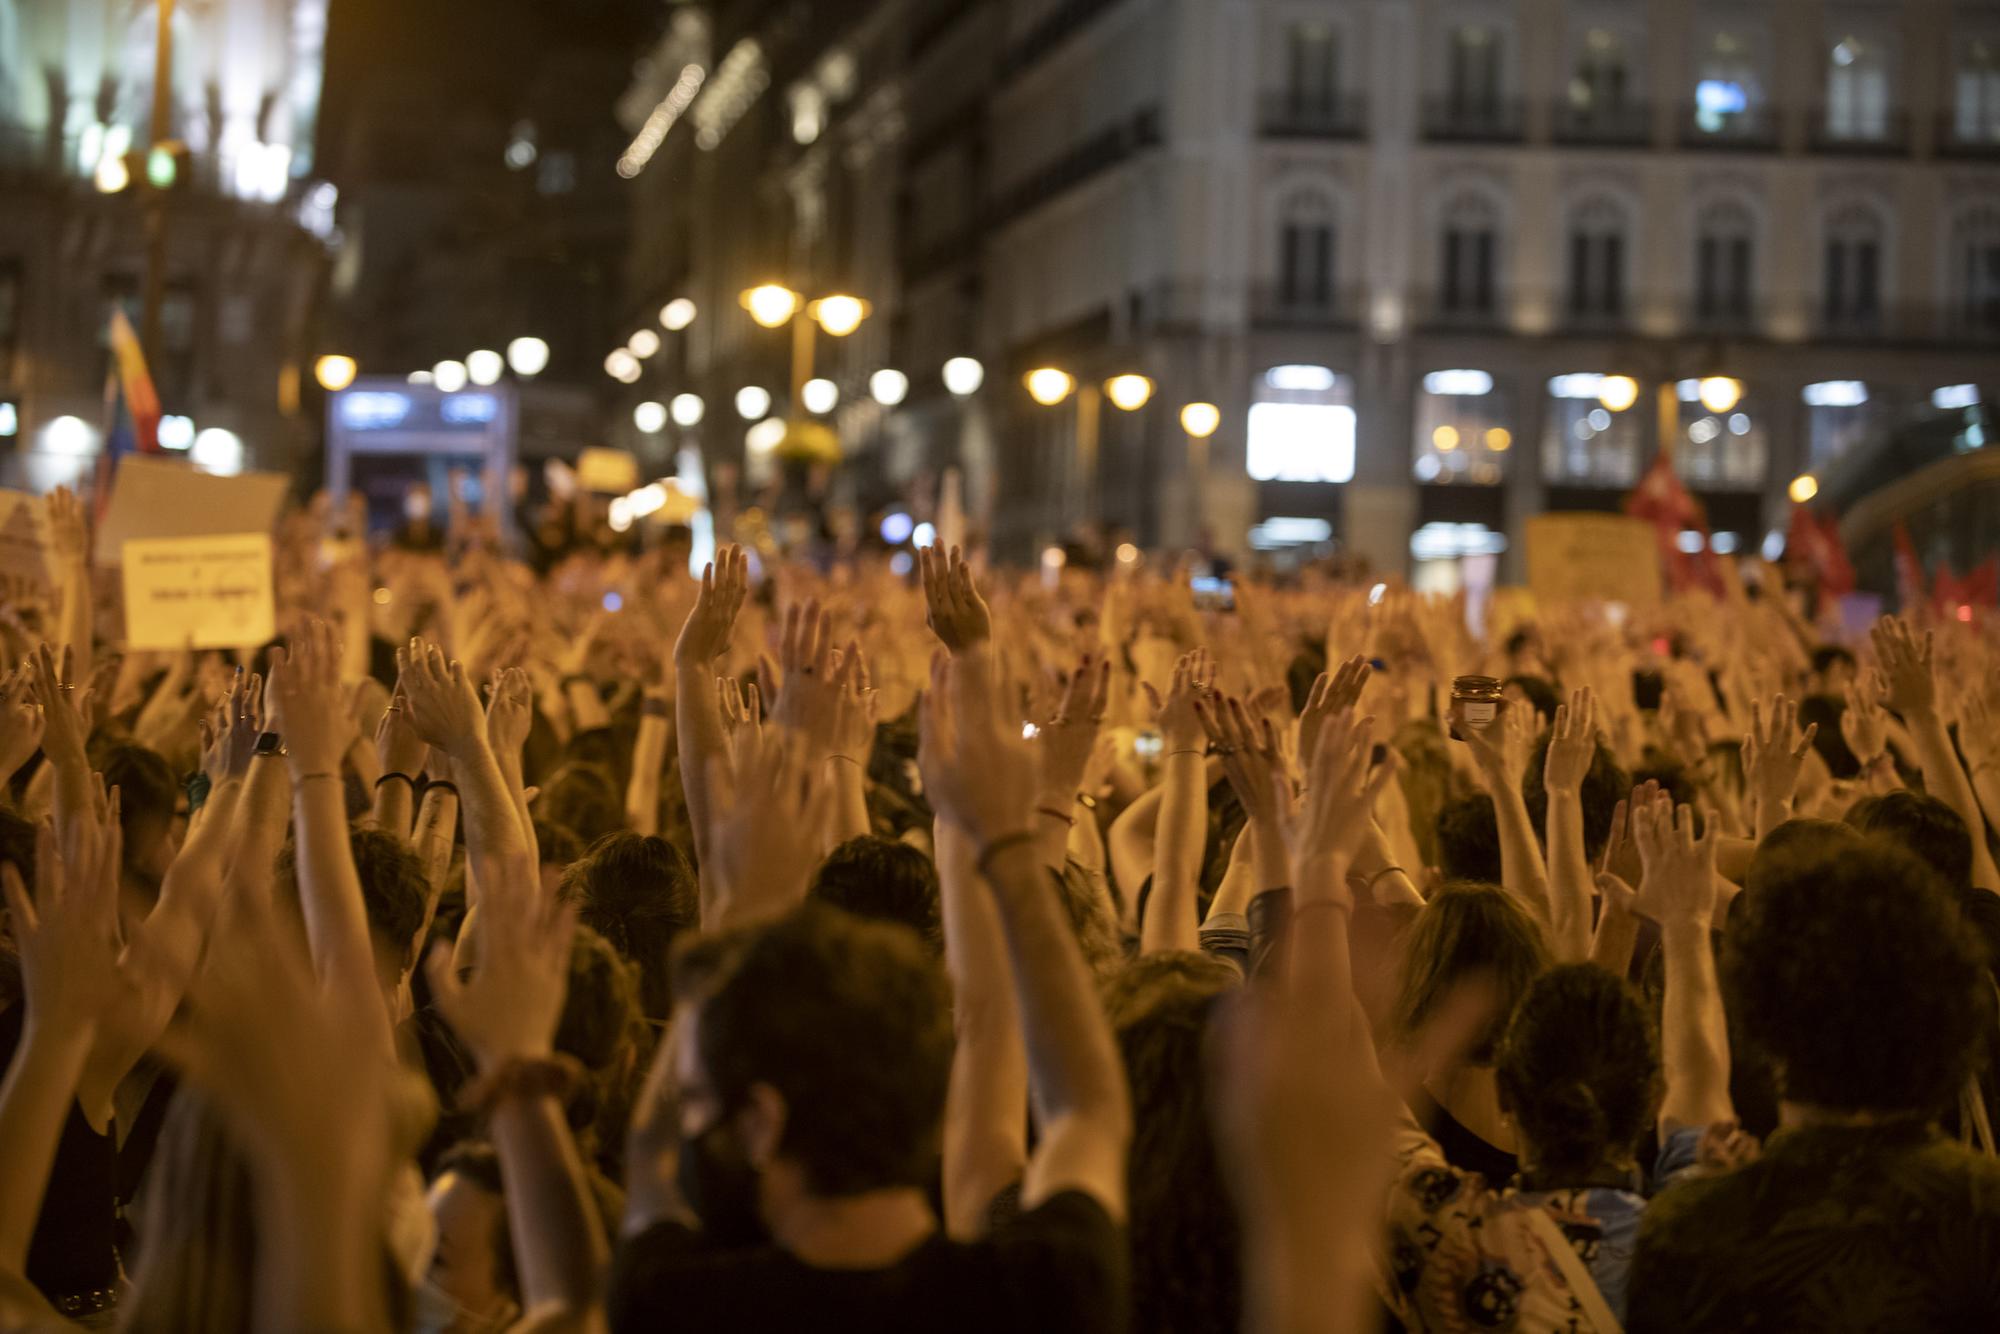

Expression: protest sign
xmin=576 ymin=448 xmax=640 ymax=494
xmin=1525 ymin=514 xmax=1664 ymax=609
xmin=0 ymin=490 xmax=52 ymax=604
xmin=121 ymin=533 xmax=276 ymax=650
xmin=95 ymin=456 xmax=289 ymax=566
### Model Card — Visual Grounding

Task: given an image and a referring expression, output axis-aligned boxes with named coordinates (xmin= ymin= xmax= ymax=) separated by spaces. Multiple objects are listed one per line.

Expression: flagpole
xmin=140 ymin=0 xmax=176 ymax=364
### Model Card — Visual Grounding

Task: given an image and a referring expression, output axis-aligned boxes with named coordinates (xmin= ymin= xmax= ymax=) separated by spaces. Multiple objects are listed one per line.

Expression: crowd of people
xmin=2 ymin=483 xmax=1999 ymax=1333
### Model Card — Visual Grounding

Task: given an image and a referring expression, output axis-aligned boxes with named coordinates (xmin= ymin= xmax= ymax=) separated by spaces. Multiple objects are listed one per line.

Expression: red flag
xmin=1891 ymin=521 xmax=1926 ymax=612
xmin=1788 ymin=507 xmax=1856 ymax=598
xmin=1625 ymin=453 xmax=1722 ymax=596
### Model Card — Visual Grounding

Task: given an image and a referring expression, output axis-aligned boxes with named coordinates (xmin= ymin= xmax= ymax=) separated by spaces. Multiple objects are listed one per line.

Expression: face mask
xmin=412 ymin=1275 xmax=517 ymax=1334
xmin=677 ymin=1120 xmax=769 ymax=1248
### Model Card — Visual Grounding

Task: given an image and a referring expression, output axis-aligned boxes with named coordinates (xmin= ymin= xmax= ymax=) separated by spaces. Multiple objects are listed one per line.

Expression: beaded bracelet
xmin=459 ymin=1053 xmax=585 ymax=1116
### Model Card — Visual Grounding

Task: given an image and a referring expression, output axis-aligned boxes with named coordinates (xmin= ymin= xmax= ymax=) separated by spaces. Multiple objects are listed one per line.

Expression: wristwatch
xmin=253 ymin=731 xmax=286 ymax=758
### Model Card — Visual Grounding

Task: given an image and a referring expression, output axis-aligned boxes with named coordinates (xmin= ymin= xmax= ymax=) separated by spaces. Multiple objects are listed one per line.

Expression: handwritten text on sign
xmin=121 ymin=533 xmax=276 ymax=650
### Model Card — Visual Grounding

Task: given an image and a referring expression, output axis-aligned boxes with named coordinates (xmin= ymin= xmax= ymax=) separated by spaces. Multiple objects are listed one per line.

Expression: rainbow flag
xmin=96 ymin=308 xmax=164 ymax=517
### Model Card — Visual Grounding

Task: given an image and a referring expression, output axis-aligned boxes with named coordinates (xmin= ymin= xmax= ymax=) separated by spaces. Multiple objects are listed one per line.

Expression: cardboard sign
xmin=0 ymin=490 xmax=52 ymax=604
xmin=95 ymin=456 xmax=290 ymax=566
xmin=1525 ymin=514 xmax=1664 ymax=609
xmin=121 ymin=533 xmax=276 ymax=650
xmin=575 ymin=448 xmax=639 ymax=495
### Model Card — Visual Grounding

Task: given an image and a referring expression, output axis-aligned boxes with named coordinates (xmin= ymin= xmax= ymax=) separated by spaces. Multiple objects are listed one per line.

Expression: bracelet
xmin=1035 ymin=804 xmax=1076 ymax=826
xmin=829 ymin=753 xmax=863 ymax=767
xmin=458 ymin=1052 xmax=584 ymax=1116
xmin=253 ymin=731 xmax=284 ymax=757
xmin=425 ymin=779 xmax=461 ymax=801
xmin=294 ymin=771 xmax=341 ymax=786
xmin=975 ymin=830 xmax=1040 ymax=878
xmin=1365 ymin=866 xmax=1407 ymax=893
xmin=641 ymin=697 xmax=670 ymax=719
xmin=375 ymin=771 xmax=416 ymax=790
xmin=1166 ymin=748 xmax=1204 ymax=758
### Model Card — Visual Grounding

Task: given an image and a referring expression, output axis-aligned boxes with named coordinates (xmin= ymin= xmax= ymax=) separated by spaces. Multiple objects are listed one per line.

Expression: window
xmin=1823 ymin=205 xmax=1883 ymax=328
xmin=1673 ymin=380 xmax=1767 ymax=490
xmin=1448 ymin=27 xmax=1502 ymax=117
xmin=1954 ymin=208 xmax=2000 ymax=335
xmin=1826 ymin=36 xmax=1889 ymax=140
xmin=1439 ymin=193 xmax=1499 ymax=317
xmin=1694 ymin=31 xmax=1761 ymax=134
xmin=1248 ymin=366 xmax=1356 ymax=483
xmin=1541 ymin=373 xmax=1644 ymax=486
xmin=1956 ymin=40 xmax=2000 ymax=144
xmin=1276 ymin=190 xmax=1335 ymax=310
xmin=1570 ymin=29 xmax=1630 ymax=115
xmin=1694 ymin=200 xmax=1754 ymax=324
xmin=1286 ymin=23 xmax=1338 ymax=114
xmin=1414 ymin=369 xmax=1512 ymax=485
xmin=1803 ymin=380 xmax=1875 ymax=465
xmin=1565 ymin=197 xmax=1627 ymax=320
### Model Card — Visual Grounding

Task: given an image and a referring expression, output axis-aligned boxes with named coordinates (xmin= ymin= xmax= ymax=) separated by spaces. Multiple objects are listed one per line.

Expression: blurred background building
xmin=0 ymin=0 xmax=339 ymax=487
xmin=617 ymin=0 xmax=2000 ymax=582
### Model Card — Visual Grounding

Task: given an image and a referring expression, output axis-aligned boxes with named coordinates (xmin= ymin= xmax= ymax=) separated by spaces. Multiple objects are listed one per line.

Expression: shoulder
xmin=967 ymin=1193 xmax=1130 ymax=1332
xmin=983 ymin=1190 xmax=1126 ymax=1263
xmin=608 ymin=1224 xmax=778 ymax=1328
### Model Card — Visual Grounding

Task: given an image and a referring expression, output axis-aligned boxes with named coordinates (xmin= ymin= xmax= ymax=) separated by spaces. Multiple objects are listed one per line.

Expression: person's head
xmin=1845 ymin=790 xmax=1974 ymax=897
xmin=1495 ymin=964 xmax=1661 ymax=1182
xmin=1435 ymin=795 xmax=1502 ymax=884
xmin=669 ymin=905 xmax=952 ymax=1238
xmin=559 ymin=832 xmax=698 ymax=1022
xmin=808 ymin=836 xmax=943 ymax=950
xmin=1523 ymin=731 xmax=1630 ymax=863
xmin=421 ymin=1142 xmax=520 ymax=1333
xmin=1745 ymin=818 xmax=1866 ymax=898
xmin=1726 ymin=840 xmax=1985 ymax=1116
xmin=1810 ymin=644 xmax=1859 ymax=695
xmin=1104 ymin=952 xmax=1243 ymax=1334
xmin=1797 ymin=693 xmax=1861 ymax=780
xmin=99 ymin=741 xmax=181 ymax=892
xmin=533 ymin=820 xmax=585 ymax=897
xmin=1055 ymin=859 xmax=1126 ymax=986
xmin=278 ymin=826 xmax=429 ymax=981
xmin=536 ymin=763 xmax=625 ymax=845
xmin=1393 ymin=882 xmax=1550 ymax=1066
xmin=1502 ymin=675 xmax=1561 ymax=727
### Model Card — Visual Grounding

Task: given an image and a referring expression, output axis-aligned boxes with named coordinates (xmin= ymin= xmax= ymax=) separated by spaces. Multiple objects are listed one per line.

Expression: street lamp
xmin=1598 ymin=375 xmax=1640 ymax=413
xmin=1179 ymin=402 xmax=1220 ymax=439
xmin=628 ymin=328 xmax=662 ymax=359
xmin=506 ymin=337 xmax=550 ymax=377
xmin=659 ymin=297 xmax=697 ymax=331
xmin=1789 ymin=474 xmax=1819 ymax=504
xmin=634 ymin=400 xmax=668 ymax=434
xmin=314 ymin=355 xmax=358 ymax=392
xmin=1025 ymin=368 xmax=1076 ymax=406
xmin=735 ymin=386 xmax=772 ymax=420
xmin=1698 ymin=376 xmax=1743 ymax=414
xmin=466 ymin=349 xmax=504 ymax=386
xmin=605 ymin=350 xmax=641 ymax=384
xmin=802 ymin=378 xmax=839 ymax=414
xmin=1105 ymin=374 xmax=1154 ymax=411
xmin=433 ymin=360 xmax=468 ymax=392
xmin=742 ymin=284 xmax=803 ymax=329
xmin=1180 ymin=402 xmax=1221 ymax=540
xmin=671 ymin=393 xmax=705 ymax=427
xmin=943 ymin=357 xmax=985 ymax=396
xmin=741 ymin=285 xmax=871 ymax=429
xmin=870 ymin=369 xmax=909 ymax=407
xmin=809 ymin=295 xmax=869 ymax=337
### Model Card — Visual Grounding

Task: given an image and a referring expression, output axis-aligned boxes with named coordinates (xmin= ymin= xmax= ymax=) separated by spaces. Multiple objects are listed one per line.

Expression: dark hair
xmin=1724 ymin=840 xmax=1984 ymax=1114
xmin=1435 ymin=795 xmax=1502 ymax=884
xmin=0 ymin=808 xmax=33 ymax=1007
xmin=1393 ymin=882 xmax=1550 ymax=1065
xmin=1797 ymin=694 xmax=1861 ymax=780
xmin=433 ymin=1141 xmax=517 ymax=1300
xmin=673 ymin=905 xmax=952 ymax=1196
xmin=99 ymin=742 xmax=179 ymax=833
xmin=1105 ymin=953 xmax=1242 ymax=1334
xmin=1523 ymin=731 xmax=1630 ymax=862
xmin=1495 ymin=964 xmax=1661 ymax=1181
xmin=537 ymin=763 xmax=625 ymax=844
xmin=1811 ymin=644 xmax=1858 ymax=678
xmin=559 ymin=832 xmax=698 ymax=1022
xmin=534 ymin=820 xmax=585 ymax=872
xmin=277 ymin=826 xmax=429 ymax=968
xmin=1503 ymin=675 xmax=1561 ymax=724
xmin=1845 ymin=791 xmax=1973 ymax=896
xmin=1746 ymin=818 xmax=1866 ymax=899
xmin=1055 ymin=859 xmax=1128 ymax=986
xmin=809 ymin=836 xmax=943 ymax=950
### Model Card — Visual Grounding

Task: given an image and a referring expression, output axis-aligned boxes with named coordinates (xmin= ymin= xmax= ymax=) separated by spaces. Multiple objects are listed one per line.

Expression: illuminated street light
xmin=408 ymin=371 xmax=434 ymax=386
xmin=943 ymin=357 xmax=985 ymax=396
xmin=44 ymin=416 xmax=96 ymax=456
xmin=1104 ymin=374 xmax=1154 ymax=411
xmin=605 ymin=350 xmax=642 ymax=383
xmin=1180 ymin=402 xmax=1221 ymax=438
xmin=802 ymin=378 xmax=839 ymax=414
xmin=1433 ymin=425 xmax=1461 ymax=451
xmin=1025 ymin=368 xmax=1076 ymax=406
xmin=742 ymin=284 xmax=803 ymax=329
xmin=870 ymin=369 xmax=910 ymax=407
xmin=735 ymin=386 xmax=772 ymax=420
xmin=314 ymin=355 xmax=358 ymax=392
xmin=1485 ymin=427 xmax=1513 ymax=451
xmin=433 ymin=360 xmax=469 ymax=393
xmin=659 ymin=297 xmax=697 ymax=331
xmin=628 ymin=328 xmax=662 ymax=359
xmin=191 ymin=428 xmax=246 ymax=476
xmin=157 ymin=415 xmax=195 ymax=450
xmin=634 ymin=401 xmax=668 ymax=434
xmin=506 ymin=337 xmax=550 ymax=377
xmin=810 ymin=294 xmax=869 ymax=337
xmin=670 ymin=393 xmax=705 ymax=427
xmin=1698 ymin=376 xmax=1743 ymax=414
xmin=1789 ymin=474 xmax=1819 ymax=504
xmin=1597 ymin=375 xmax=1640 ymax=412
xmin=94 ymin=154 xmax=130 ymax=193
xmin=466 ymin=350 xmax=504 ymax=386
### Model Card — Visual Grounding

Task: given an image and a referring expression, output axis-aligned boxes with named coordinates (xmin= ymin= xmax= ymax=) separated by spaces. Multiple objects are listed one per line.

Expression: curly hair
xmin=1724 ymin=839 xmax=1985 ymax=1116
xmin=1434 ymin=795 xmax=1502 ymax=885
xmin=1392 ymin=882 xmax=1550 ymax=1065
xmin=1105 ymin=952 xmax=1242 ymax=1334
xmin=1845 ymin=790 xmax=1974 ymax=897
xmin=810 ymin=836 xmax=943 ymax=951
xmin=1495 ymin=964 xmax=1661 ymax=1182
xmin=559 ymin=832 xmax=698 ymax=1022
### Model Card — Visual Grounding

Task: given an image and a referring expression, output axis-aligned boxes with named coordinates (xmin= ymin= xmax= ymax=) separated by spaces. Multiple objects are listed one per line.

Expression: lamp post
xmin=1024 ymin=371 xmax=1155 ymax=532
xmin=740 ymin=285 xmax=870 ymax=424
xmin=1179 ymin=402 xmax=1221 ymax=540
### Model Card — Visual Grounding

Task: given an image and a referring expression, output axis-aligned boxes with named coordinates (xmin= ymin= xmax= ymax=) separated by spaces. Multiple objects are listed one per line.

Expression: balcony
xmin=1259 ymin=92 xmax=1367 ymax=141
xmin=1807 ymin=302 xmax=2000 ymax=347
xmin=1676 ymin=102 xmax=1781 ymax=151
xmin=1808 ymin=108 xmax=1909 ymax=156
xmin=1552 ymin=99 xmax=1654 ymax=147
xmin=991 ymin=106 xmax=1161 ymax=227
xmin=1936 ymin=112 xmax=2000 ymax=160
xmin=1556 ymin=302 xmax=1632 ymax=337
xmin=1421 ymin=96 xmax=1525 ymax=144
xmin=1684 ymin=299 xmax=1763 ymax=338
xmin=999 ymin=0 xmax=1130 ymax=82
xmin=1415 ymin=295 xmax=1508 ymax=334
xmin=1249 ymin=284 xmax=1360 ymax=331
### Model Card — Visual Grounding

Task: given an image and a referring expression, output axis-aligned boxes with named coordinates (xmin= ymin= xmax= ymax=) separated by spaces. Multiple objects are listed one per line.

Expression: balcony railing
xmin=992 ymin=106 xmax=1161 ymax=226
xmin=1556 ymin=303 xmax=1632 ymax=336
xmin=1935 ymin=112 xmax=2000 ymax=159
xmin=1684 ymin=300 xmax=1763 ymax=337
xmin=1421 ymin=96 xmax=1525 ymax=144
xmin=1808 ymin=108 xmax=1909 ymax=156
xmin=1413 ymin=294 xmax=1508 ymax=333
xmin=1249 ymin=284 xmax=1360 ymax=331
xmin=1552 ymin=99 xmax=1654 ymax=147
xmin=1677 ymin=102 xmax=1781 ymax=151
xmin=999 ymin=0 xmax=1131 ymax=81
xmin=1258 ymin=92 xmax=1367 ymax=141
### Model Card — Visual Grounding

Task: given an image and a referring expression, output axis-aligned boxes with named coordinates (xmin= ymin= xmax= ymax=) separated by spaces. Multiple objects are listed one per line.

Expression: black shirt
xmin=1631 ymin=1120 xmax=2000 ymax=1332
xmin=608 ymin=1191 xmax=1128 ymax=1334
xmin=1410 ymin=1086 xmax=1519 ymax=1186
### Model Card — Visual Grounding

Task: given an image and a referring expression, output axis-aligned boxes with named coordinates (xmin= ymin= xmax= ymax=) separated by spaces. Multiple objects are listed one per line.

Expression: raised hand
xmin=268 ymin=619 xmax=350 ymax=774
xmin=1872 ymin=616 xmax=1936 ymax=718
xmin=702 ymin=732 xmax=830 ymax=926
xmin=830 ymin=644 xmax=879 ymax=767
xmin=200 ymin=669 xmax=264 ymax=783
xmin=1840 ymin=673 xmax=1889 ymax=767
xmin=1277 ymin=707 xmax=1389 ymax=891
xmin=374 ymin=686 xmax=427 ymax=779
xmin=1141 ymin=648 xmax=1215 ymax=754
xmin=771 ymin=601 xmax=842 ymax=755
xmin=1299 ymin=654 xmax=1371 ymax=770
xmin=44 ymin=486 xmax=88 ymax=568
xmin=425 ymin=850 xmax=576 ymax=1070
xmin=1196 ymin=692 xmax=1284 ymax=826
xmin=398 ymin=638 xmax=487 ymax=759
xmin=919 ymin=649 xmax=1039 ymax=847
xmin=28 ymin=644 xmax=89 ymax=765
xmin=1542 ymin=686 xmax=1598 ymax=794
xmin=484 ymin=665 xmax=535 ymax=762
xmin=0 ymin=665 xmax=45 ymax=783
xmin=1741 ymin=694 xmax=1817 ymax=830
xmin=1632 ymin=793 xmax=1718 ymax=929
xmin=1453 ymin=690 xmax=1527 ymax=792
xmin=673 ymin=544 xmax=748 ymax=668
xmin=1034 ymin=651 xmax=1112 ymax=802
xmin=920 ymin=544 xmax=992 ymax=653
xmin=1 ymin=808 xmax=124 ymax=1032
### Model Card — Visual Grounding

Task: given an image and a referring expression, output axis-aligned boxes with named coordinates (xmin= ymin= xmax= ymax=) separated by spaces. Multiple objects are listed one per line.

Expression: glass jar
xmin=1451 ymin=675 xmax=1504 ymax=739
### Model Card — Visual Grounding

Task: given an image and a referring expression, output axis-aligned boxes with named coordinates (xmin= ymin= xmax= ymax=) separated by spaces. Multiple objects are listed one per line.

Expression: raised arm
xmin=1452 ymin=699 xmax=1553 ymax=927
xmin=402 ymin=640 xmax=526 ymax=869
xmin=1740 ymin=694 xmax=1818 ymax=843
xmin=370 ymin=682 xmax=428 ymax=837
xmin=1540 ymin=687 xmax=1600 ymax=962
xmin=826 ymin=645 xmax=878 ymax=847
xmin=921 ymin=650 xmax=1130 ymax=1218
xmin=1875 ymin=618 xmax=2000 ymax=892
xmin=1027 ymin=652 xmax=1111 ymax=870
xmin=1633 ymin=791 xmax=1735 ymax=1136
xmin=672 ymin=545 xmax=748 ymax=907
xmin=44 ymin=488 xmax=92 ymax=681
xmin=1139 ymin=650 xmax=1212 ymax=953
xmin=27 ymin=645 xmax=93 ymax=856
